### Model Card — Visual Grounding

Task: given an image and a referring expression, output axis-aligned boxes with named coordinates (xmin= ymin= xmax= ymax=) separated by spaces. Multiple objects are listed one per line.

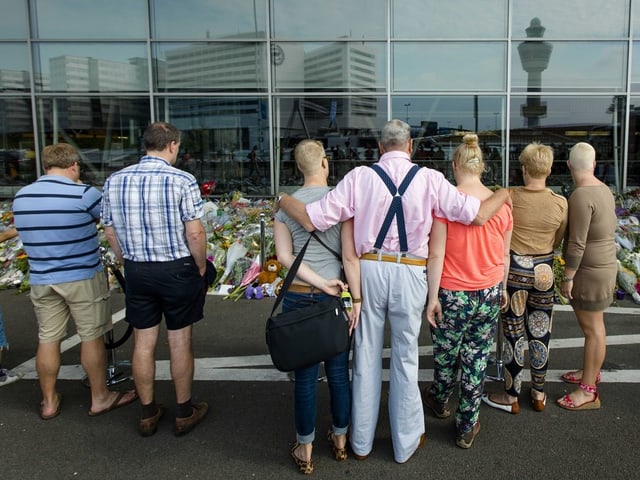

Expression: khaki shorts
xmin=30 ymin=272 xmax=111 ymax=343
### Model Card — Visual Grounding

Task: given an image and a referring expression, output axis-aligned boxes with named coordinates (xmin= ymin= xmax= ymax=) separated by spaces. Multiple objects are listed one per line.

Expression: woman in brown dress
xmin=557 ymin=142 xmax=617 ymax=411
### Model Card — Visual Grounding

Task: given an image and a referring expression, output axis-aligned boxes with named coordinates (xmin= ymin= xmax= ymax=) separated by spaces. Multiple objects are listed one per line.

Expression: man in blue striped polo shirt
xmin=13 ymin=143 xmax=137 ymax=420
xmin=101 ymin=122 xmax=208 ymax=437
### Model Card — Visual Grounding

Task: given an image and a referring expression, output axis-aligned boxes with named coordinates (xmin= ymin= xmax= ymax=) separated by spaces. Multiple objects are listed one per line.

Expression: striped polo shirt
xmin=100 ymin=155 xmax=204 ymax=263
xmin=12 ymin=175 xmax=103 ymax=285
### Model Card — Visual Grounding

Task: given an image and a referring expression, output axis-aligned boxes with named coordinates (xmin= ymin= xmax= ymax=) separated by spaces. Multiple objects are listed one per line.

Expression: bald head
xmin=568 ymin=142 xmax=596 ymax=171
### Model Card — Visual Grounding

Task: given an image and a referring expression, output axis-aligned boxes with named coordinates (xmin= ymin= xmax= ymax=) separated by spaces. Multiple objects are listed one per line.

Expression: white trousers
xmin=350 ymin=259 xmax=427 ymax=463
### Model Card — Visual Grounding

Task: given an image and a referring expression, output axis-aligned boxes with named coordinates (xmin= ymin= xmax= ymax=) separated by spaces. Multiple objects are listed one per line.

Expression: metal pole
xmin=260 ymin=212 xmax=266 ymax=268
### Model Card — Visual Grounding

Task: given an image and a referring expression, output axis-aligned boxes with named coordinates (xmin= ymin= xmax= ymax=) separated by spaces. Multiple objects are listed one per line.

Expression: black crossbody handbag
xmin=265 ymin=233 xmax=350 ymax=372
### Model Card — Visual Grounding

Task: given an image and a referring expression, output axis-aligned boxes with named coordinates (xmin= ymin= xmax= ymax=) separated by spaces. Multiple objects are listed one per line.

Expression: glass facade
xmin=1 ymin=0 xmax=639 ymax=198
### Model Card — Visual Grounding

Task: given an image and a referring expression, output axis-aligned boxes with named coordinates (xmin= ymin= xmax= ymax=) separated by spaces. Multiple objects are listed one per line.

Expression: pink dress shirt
xmin=306 ymin=151 xmax=481 ymax=258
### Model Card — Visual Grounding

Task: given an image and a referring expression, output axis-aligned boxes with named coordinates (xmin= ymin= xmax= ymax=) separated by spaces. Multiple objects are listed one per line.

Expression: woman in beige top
xmin=557 ymin=142 xmax=617 ymax=411
xmin=482 ymin=143 xmax=567 ymax=414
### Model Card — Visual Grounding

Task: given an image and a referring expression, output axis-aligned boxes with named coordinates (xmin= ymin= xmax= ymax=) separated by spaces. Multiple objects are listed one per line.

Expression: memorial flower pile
xmin=0 ymin=193 xmax=278 ymax=296
xmin=3 ymin=189 xmax=640 ymax=304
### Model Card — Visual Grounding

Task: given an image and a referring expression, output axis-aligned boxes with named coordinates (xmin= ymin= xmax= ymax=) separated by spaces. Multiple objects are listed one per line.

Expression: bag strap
xmin=369 ymin=164 xmax=420 ymax=252
xmin=270 ymin=235 xmax=313 ymax=316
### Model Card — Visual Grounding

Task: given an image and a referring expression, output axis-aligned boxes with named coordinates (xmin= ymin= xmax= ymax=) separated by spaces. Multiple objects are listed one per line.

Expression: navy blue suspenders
xmin=369 ymin=164 xmax=421 ymax=253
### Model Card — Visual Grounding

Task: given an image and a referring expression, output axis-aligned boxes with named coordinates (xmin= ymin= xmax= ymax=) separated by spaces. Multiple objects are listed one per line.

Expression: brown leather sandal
xmin=291 ymin=442 xmax=314 ymax=475
xmin=327 ymin=430 xmax=348 ymax=462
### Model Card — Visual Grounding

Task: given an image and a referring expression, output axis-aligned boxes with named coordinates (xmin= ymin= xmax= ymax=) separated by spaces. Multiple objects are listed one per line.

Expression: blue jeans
xmin=283 ymin=292 xmax=351 ymax=444
xmin=0 ymin=305 xmax=7 ymax=349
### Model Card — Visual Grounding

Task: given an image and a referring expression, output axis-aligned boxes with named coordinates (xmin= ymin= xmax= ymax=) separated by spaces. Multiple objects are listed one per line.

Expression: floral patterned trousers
xmin=429 ymin=284 xmax=501 ymax=434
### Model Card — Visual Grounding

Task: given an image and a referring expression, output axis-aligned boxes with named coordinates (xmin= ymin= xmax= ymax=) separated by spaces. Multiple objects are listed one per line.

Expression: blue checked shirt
xmin=101 ymin=155 xmax=204 ymax=262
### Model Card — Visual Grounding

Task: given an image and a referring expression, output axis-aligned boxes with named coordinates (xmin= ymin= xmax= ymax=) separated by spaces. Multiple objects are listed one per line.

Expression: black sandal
xmin=291 ymin=442 xmax=314 ymax=475
xmin=327 ymin=430 xmax=348 ymax=461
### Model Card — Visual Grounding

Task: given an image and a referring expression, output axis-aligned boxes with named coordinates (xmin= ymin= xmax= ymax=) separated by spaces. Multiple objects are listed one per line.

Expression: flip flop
xmin=88 ymin=390 xmax=138 ymax=417
xmin=40 ymin=394 xmax=63 ymax=420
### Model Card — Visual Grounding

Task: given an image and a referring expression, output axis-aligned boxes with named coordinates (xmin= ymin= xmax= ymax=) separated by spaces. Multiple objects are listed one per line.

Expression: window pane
xmin=630 ymin=41 xmax=640 ymax=92
xmin=627 ymin=97 xmax=640 ymax=187
xmin=0 ymin=44 xmax=31 ymax=92
xmin=0 ymin=0 xmax=27 ymax=39
xmin=154 ymin=43 xmax=267 ymax=92
xmin=31 ymin=0 xmax=148 ymax=39
xmin=35 ymin=97 xmax=150 ymax=185
xmin=509 ymin=95 xmax=625 ymax=190
xmin=33 ymin=43 xmax=149 ymax=92
xmin=274 ymin=96 xmax=387 ymax=190
xmin=511 ymin=41 xmax=627 ymax=92
xmin=151 ymin=0 xmax=267 ymax=40
xmin=394 ymin=43 xmax=506 ymax=91
xmin=393 ymin=96 xmax=506 ymax=184
xmin=271 ymin=0 xmax=386 ymax=40
xmin=272 ymin=42 xmax=386 ymax=92
xmin=156 ymin=97 xmax=270 ymax=195
xmin=393 ymin=0 xmax=507 ymax=39
xmin=0 ymin=97 xmax=35 ymax=196
xmin=512 ymin=0 xmax=629 ymax=39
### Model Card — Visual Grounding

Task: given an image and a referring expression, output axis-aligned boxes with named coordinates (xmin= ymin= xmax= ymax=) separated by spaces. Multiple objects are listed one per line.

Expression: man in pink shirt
xmin=277 ymin=119 xmax=510 ymax=463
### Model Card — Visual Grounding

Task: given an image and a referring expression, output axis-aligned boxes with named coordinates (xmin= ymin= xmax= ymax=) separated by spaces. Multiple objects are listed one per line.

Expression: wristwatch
xmin=562 ymin=276 xmax=574 ymax=282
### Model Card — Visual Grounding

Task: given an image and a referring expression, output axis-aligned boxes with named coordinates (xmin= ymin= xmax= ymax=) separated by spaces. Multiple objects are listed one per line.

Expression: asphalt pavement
xmin=1 ymin=288 xmax=639 ymax=480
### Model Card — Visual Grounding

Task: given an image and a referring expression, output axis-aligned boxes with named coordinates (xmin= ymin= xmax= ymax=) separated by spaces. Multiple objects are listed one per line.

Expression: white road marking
xmin=12 ymin=306 xmax=640 ymax=383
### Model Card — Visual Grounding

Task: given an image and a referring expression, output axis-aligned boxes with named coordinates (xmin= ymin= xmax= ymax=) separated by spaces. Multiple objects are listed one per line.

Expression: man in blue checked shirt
xmin=102 ymin=122 xmax=209 ymax=437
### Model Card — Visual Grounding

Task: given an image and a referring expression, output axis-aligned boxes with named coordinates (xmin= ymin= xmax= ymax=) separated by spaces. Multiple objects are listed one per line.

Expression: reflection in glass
xmin=511 ymin=38 xmax=627 ymax=93
xmin=393 ymin=0 xmax=507 ymax=39
xmin=272 ymin=42 xmax=385 ymax=92
xmin=0 ymin=0 xmax=27 ymax=39
xmin=512 ymin=0 xmax=629 ymax=39
xmin=273 ymin=96 xmax=386 ymax=189
xmin=151 ymin=0 xmax=267 ymax=40
xmin=31 ymin=0 xmax=148 ymax=39
xmin=509 ymin=96 xmax=626 ymax=190
xmin=155 ymin=97 xmax=270 ymax=195
xmin=626 ymin=98 xmax=640 ymax=187
xmin=35 ymin=97 xmax=150 ymax=185
xmin=0 ymin=44 xmax=31 ymax=92
xmin=154 ymin=43 xmax=267 ymax=92
xmin=630 ymin=41 xmax=640 ymax=92
xmin=271 ymin=0 xmax=385 ymax=40
xmin=517 ymin=18 xmax=553 ymax=128
xmin=393 ymin=43 xmax=506 ymax=91
xmin=393 ymin=96 xmax=506 ymax=185
xmin=34 ymin=43 xmax=149 ymax=92
xmin=0 ymin=98 xmax=35 ymax=196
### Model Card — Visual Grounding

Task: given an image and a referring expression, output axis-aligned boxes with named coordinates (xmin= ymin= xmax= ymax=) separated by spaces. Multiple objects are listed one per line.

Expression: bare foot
xmin=332 ymin=433 xmax=346 ymax=450
xmin=293 ymin=442 xmax=312 ymax=462
xmin=557 ymin=388 xmax=596 ymax=408
xmin=40 ymin=393 xmax=62 ymax=419
xmin=89 ymin=389 xmax=138 ymax=416
xmin=531 ymin=389 xmax=545 ymax=401
xmin=489 ymin=392 xmax=517 ymax=405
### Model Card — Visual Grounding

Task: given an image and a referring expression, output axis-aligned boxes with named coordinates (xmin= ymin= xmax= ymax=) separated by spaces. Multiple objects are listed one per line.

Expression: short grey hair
xmin=380 ymin=119 xmax=411 ymax=150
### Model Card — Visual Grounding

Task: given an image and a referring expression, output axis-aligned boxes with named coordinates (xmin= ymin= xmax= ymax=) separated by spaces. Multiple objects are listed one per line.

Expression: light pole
xmin=404 ymin=103 xmax=411 ymax=124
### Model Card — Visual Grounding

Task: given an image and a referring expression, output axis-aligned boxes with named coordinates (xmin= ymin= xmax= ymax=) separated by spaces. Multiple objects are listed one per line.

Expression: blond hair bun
xmin=463 ymin=133 xmax=478 ymax=149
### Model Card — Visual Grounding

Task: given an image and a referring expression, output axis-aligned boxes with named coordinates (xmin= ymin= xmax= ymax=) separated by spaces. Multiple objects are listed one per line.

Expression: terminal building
xmin=1 ymin=0 xmax=639 ymax=196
